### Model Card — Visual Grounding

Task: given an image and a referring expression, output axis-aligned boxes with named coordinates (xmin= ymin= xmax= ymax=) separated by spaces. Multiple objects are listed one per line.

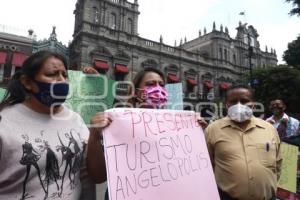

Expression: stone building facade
xmin=0 ymin=31 xmax=33 ymax=87
xmin=69 ymin=0 xmax=277 ymax=104
xmin=0 ymin=26 xmax=69 ymax=88
xmin=33 ymin=26 xmax=69 ymax=61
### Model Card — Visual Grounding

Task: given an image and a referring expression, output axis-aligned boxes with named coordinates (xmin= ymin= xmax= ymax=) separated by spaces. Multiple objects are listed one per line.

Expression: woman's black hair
xmin=132 ymin=67 xmax=165 ymax=90
xmin=0 ymin=50 xmax=68 ymax=111
xmin=128 ymin=67 xmax=165 ymax=106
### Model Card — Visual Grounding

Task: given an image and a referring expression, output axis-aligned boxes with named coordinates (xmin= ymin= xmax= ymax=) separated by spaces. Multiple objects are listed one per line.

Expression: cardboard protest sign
xmin=103 ymin=108 xmax=219 ymax=200
xmin=278 ymin=143 xmax=298 ymax=193
xmin=66 ymin=70 xmax=115 ymax=124
xmin=165 ymin=83 xmax=183 ymax=110
xmin=0 ymin=87 xmax=6 ymax=101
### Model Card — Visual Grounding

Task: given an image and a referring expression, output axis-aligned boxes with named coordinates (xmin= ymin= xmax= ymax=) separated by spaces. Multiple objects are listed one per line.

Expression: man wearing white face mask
xmin=205 ymin=85 xmax=282 ymax=200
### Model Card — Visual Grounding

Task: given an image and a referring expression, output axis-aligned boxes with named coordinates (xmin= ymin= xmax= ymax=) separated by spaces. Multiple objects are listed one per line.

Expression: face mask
xmin=142 ymin=85 xmax=168 ymax=109
xmin=32 ymin=80 xmax=69 ymax=107
xmin=271 ymin=107 xmax=283 ymax=116
xmin=227 ymin=103 xmax=253 ymax=122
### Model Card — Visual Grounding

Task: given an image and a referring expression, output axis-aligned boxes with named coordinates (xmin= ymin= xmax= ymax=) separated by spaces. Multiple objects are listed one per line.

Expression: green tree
xmin=286 ymin=0 xmax=300 ymax=16
xmin=283 ymin=35 xmax=300 ymax=69
xmin=252 ymin=66 xmax=300 ymax=115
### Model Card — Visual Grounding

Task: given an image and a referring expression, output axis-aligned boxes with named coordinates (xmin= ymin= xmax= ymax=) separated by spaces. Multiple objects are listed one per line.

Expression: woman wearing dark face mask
xmin=0 ymin=51 xmax=106 ymax=200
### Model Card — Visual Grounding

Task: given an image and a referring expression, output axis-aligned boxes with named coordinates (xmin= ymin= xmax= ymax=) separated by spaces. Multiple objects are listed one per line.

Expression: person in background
xmin=0 ymin=51 xmax=106 ymax=200
xmin=205 ymin=85 xmax=282 ymax=200
xmin=266 ymin=99 xmax=300 ymax=139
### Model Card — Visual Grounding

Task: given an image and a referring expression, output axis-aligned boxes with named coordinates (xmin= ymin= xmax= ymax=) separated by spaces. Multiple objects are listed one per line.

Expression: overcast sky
xmin=0 ymin=0 xmax=299 ymax=64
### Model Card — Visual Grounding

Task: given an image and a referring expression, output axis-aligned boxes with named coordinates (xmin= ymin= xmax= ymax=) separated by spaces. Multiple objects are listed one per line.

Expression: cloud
xmin=0 ymin=0 xmax=74 ymax=45
xmin=138 ymin=0 xmax=218 ymax=45
xmin=255 ymin=20 xmax=300 ymax=63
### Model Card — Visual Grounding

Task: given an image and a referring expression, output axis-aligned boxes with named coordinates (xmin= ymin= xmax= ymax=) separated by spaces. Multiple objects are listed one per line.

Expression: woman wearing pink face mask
xmin=84 ymin=67 xmax=168 ymax=109
xmin=86 ymin=67 xmax=207 ymax=131
xmin=83 ymin=66 xmax=209 ymax=199
xmin=89 ymin=68 xmax=170 ymax=142
xmin=128 ymin=67 xmax=168 ymax=109
xmin=83 ymin=67 xmax=208 ymax=199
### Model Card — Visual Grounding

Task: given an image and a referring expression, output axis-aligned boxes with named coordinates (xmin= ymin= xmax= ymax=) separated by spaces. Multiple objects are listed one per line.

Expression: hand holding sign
xmin=90 ymin=112 xmax=113 ymax=139
xmin=195 ymin=112 xmax=208 ymax=129
xmin=82 ymin=66 xmax=99 ymax=75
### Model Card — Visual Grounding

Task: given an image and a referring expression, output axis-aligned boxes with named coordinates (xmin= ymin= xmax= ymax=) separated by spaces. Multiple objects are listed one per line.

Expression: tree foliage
xmin=283 ymin=35 xmax=300 ymax=69
xmin=286 ymin=0 xmax=300 ymax=16
xmin=252 ymin=66 xmax=300 ymax=115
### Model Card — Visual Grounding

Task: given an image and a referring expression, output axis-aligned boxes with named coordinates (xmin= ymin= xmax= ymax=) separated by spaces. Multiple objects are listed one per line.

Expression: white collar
xmin=269 ymin=113 xmax=289 ymax=123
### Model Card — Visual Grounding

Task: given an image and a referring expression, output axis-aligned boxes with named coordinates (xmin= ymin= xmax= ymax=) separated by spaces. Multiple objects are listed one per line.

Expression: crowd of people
xmin=0 ymin=50 xmax=299 ymax=200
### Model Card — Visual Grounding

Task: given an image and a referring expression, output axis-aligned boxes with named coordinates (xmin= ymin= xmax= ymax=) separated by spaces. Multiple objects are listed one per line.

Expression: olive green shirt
xmin=205 ymin=117 xmax=282 ymax=200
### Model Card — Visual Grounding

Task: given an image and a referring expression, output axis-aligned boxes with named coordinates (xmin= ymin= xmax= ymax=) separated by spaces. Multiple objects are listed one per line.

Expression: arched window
xmin=110 ymin=13 xmax=117 ymax=29
xmin=93 ymin=7 xmax=100 ymax=23
xmin=127 ymin=18 xmax=133 ymax=34
xmin=219 ymin=48 xmax=223 ymax=60
xmin=233 ymin=54 xmax=236 ymax=64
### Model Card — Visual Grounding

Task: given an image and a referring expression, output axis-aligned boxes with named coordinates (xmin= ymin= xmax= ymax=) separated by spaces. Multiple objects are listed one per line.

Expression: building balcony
xmin=116 ymin=81 xmax=130 ymax=96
